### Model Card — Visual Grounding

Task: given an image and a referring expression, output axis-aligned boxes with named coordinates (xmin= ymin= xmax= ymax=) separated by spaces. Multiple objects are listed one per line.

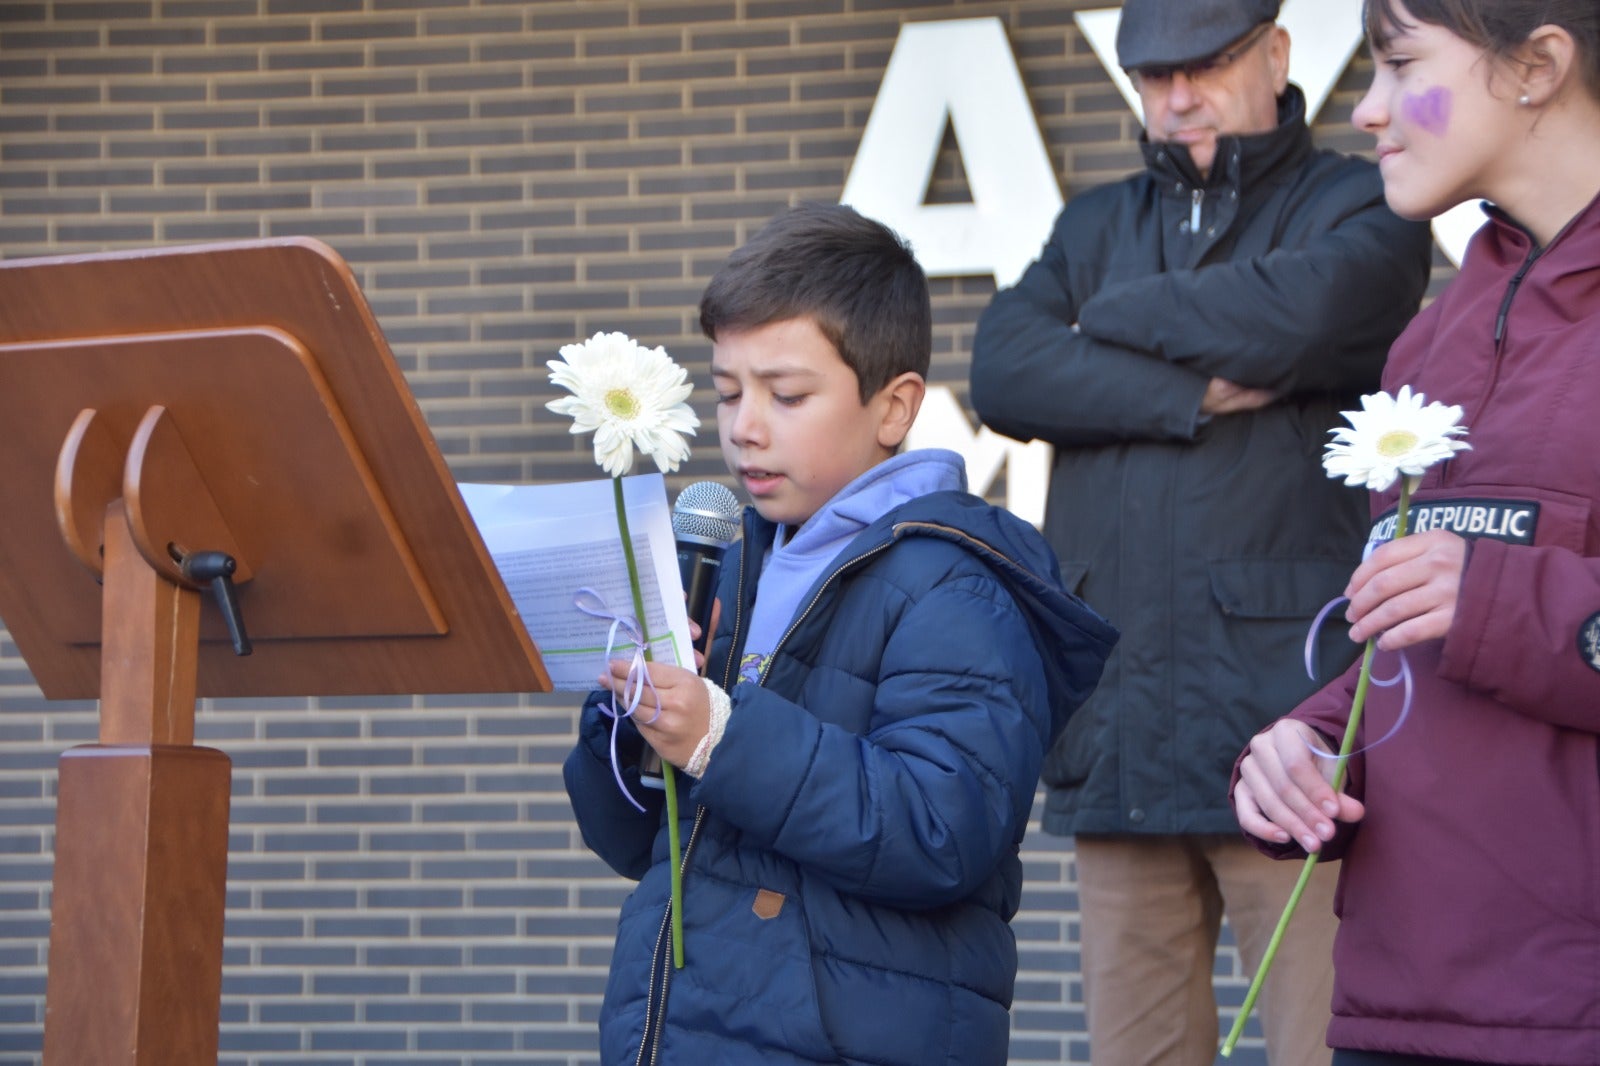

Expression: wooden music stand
xmin=0 ymin=238 xmax=551 ymax=1066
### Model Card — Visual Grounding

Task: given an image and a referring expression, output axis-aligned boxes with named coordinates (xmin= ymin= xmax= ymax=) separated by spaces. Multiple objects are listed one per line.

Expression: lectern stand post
xmin=44 ymin=501 xmax=230 ymax=1066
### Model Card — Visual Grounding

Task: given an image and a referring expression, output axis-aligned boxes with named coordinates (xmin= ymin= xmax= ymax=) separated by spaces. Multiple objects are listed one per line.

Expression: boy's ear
xmin=875 ymin=371 xmax=926 ymax=450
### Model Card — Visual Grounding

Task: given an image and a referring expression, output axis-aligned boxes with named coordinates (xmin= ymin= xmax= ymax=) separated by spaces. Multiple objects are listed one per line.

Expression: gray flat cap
xmin=1116 ymin=0 xmax=1282 ymax=69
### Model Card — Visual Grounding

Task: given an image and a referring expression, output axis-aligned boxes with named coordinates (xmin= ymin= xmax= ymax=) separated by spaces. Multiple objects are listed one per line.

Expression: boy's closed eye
xmin=712 ymin=383 xmax=807 ymax=407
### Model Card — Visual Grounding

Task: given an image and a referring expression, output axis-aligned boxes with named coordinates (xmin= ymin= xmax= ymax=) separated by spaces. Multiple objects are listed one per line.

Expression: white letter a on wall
xmin=841 ymin=17 xmax=1063 ymax=288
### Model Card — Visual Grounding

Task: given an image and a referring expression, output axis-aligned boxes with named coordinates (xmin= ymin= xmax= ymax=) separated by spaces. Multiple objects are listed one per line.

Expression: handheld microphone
xmin=673 ymin=480 xmax=743 ymax=654
xmin=640 ymin=480 xmax=742 ymax=789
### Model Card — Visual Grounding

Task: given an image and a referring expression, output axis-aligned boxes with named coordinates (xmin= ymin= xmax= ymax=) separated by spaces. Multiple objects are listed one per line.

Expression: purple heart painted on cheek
xmin=1401 ymin=87 xmax=1451 ymax=136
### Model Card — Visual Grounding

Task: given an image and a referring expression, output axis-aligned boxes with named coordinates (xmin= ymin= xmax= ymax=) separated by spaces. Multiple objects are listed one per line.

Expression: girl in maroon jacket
xmin=1232 ymin=2 xmax=1600 ymax=1064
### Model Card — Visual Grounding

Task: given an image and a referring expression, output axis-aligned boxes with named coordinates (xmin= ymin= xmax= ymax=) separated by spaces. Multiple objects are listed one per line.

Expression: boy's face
xmin=711 ymin=316 xmax=919 ymax=529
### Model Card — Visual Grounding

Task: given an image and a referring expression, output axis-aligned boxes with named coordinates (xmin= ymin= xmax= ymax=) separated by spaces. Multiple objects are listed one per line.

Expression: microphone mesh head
xmin=672 ymin=481 xmax=742 ymax=548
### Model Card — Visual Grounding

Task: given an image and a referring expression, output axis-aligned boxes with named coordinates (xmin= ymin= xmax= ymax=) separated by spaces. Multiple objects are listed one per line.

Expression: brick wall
xmin=0 ymin=2 xmax=1431 ymax=1063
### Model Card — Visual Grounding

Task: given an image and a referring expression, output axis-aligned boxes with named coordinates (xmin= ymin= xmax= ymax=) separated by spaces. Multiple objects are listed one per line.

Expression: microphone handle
xmin=639 ymin=749 xmax=665 ymax=785
xmin=679 ymin=543 xmax=722 ymax=655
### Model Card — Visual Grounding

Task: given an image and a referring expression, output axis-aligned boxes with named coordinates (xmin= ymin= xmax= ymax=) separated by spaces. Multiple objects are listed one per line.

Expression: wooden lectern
xmin=0 ymin=238 xmax=551 ymax=1065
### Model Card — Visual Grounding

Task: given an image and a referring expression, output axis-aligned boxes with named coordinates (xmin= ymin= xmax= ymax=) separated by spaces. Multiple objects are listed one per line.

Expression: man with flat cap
xmin=972 ymin=1 xmax=1434 ymax=1062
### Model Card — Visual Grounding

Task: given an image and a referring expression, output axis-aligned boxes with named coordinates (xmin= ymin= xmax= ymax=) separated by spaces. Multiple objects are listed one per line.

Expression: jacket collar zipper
xmin=1450 ymin=241 xmax=1544 ymax=489
xmin=1493 ymin=242 xmax=1543 ymax=349
xmin=717 ymin=533 xmax=751 ymax=691
xmin=756 ymin=542 xmax=893 ymax=687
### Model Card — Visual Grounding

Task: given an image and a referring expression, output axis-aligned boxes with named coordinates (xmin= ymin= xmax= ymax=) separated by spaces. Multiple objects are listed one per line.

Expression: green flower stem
xmin=1221 ymin=478 xmax=1413 ymax=1057
xmin=1219 ymin=643 xmax=1373 ymax=1057
xmin=613 ymin=477 xmax=685 ymax=970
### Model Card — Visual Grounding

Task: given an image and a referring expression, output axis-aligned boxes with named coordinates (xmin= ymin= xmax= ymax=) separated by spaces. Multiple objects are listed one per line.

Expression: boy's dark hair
xmin=699 ymin=202 xmax=932 ymax=402
xmin=1364 ymin=0 xmax=1600 ymax=97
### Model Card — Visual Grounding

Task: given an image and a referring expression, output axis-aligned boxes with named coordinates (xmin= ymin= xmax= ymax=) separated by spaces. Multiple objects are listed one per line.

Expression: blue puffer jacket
xmin=564 ymin=490 xmax=1117 ymax=1065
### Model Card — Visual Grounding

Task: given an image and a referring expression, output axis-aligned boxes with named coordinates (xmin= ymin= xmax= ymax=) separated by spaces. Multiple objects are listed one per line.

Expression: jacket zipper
xmin=1449 ymin=241 xmax=1543 ymax=487
xmin=757 ymin=541 xmax=894 ymax=685
xmin=638 ymin=806 xmax=708 ymax=1066
xmin=717 ymin=533 xmax=751 ymax=691
xmin=638 ymin=532 xmax=751 ymax=1064
xmin=1491 ymin=245 xmax=1539 ymax=350
xmin=632 ymin=904 xmax=670 ymax=1066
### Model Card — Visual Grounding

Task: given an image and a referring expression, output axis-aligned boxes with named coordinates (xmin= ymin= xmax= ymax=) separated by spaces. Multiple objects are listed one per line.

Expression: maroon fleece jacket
xmin=1238 ymin=191 xmax=1600 ymax=1065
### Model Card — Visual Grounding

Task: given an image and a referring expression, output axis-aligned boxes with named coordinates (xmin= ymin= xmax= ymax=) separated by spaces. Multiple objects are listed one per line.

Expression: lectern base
xmin=43 ymin=744 xmax=231 ymax=1066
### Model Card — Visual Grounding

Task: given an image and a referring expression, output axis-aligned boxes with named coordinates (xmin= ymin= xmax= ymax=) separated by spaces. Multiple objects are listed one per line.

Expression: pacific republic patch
xmin=1369 ymin=498 xmax=1540 ymax=547
xmin=1579 ymin=612 xmax=1600 ymax=676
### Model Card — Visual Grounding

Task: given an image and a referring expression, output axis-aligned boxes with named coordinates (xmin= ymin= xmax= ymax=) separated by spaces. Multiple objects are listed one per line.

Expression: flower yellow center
xmin=1375 ymin=428 xmax=1419 ymax=457
xmin=604 ymin=387 xmax=639 ymax=420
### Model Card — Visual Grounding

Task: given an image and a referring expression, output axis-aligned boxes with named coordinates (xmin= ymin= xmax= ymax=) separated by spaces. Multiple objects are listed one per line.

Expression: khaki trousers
xmin=1074 ymin=833 xmax=1338 ymax=1066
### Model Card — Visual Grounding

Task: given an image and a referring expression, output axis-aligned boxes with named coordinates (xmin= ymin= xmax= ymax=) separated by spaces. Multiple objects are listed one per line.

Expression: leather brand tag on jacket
xmin=752 ymin=889 xmax=785 ymax=920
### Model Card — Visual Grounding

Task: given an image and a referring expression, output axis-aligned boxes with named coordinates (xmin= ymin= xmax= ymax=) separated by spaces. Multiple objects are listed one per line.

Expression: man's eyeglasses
xmin=1131 ymin=22 xmax=1273 ymax=87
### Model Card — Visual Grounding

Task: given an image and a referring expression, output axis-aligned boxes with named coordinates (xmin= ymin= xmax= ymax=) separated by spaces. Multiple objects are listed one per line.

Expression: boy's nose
xmin=726 ymin=404 xmax=765 ymax=446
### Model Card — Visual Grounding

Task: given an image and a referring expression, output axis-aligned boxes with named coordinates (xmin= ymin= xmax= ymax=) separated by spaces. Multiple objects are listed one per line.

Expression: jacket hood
xmin=738 ymin=450 xmax=968 ymax=685
xmin=1475 ymin=180 xmax=1600 ymax=269
xmin=780 ymin=448 xmax=967 ymax=553
xmin=855 ymin=491 xmax=1119 ymax=742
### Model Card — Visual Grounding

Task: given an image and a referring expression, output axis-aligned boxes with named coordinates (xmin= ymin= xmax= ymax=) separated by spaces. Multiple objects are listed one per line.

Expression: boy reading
xmin=564 ymin=202 xmax=1116 ymax=1066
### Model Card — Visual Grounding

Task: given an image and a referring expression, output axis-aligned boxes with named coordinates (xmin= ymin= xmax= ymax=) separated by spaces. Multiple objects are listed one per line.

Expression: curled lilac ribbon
xmin=574 ymin=588 xmax=661 ymax=813
xmin=1303 ymin=596 xmax=1413 ymax=759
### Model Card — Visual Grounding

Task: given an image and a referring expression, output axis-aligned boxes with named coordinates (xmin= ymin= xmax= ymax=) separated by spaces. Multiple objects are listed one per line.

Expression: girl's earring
xmin=1518 ymin=93 xmax=1531 ymax=106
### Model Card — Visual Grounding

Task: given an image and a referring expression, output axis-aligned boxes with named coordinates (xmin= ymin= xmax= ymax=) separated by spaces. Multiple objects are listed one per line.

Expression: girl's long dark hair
xmin=1364 ymin=0 xmax=1600 ymax=96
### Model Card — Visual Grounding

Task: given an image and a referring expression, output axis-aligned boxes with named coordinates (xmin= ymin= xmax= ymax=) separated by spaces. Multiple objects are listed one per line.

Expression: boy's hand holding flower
xmin=598 ymin=659 xmax=710 ymax=770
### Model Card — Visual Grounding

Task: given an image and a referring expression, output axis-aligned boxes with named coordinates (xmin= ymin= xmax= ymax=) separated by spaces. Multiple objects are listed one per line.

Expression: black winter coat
xmin=970 ymin=87 xmax=1434 ymax=835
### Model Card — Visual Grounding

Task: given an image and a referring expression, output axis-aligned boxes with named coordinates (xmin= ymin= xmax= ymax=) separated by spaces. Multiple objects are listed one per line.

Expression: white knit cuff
xmin=685 ymin=679 xmax=732 ymax=778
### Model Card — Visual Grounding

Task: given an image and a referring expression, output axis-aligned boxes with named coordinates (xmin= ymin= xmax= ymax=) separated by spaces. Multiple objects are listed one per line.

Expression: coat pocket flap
xmin=1207 ymin=558 xmax=1351 ymax=619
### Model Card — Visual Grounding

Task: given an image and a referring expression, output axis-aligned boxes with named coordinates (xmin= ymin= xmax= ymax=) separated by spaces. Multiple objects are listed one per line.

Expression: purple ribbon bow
xmin=574 ymin=588 xmax=661 ymax=813
xmin=1304 ymin=596 xmax=1414 ymax=760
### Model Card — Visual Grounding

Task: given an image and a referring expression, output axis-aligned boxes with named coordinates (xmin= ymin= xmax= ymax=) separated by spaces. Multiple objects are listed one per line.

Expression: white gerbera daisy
xmin=1323 ymin=385 xmax=1470 ymax=492
xmin=546 ymin=332 xmax=699 ymax=478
